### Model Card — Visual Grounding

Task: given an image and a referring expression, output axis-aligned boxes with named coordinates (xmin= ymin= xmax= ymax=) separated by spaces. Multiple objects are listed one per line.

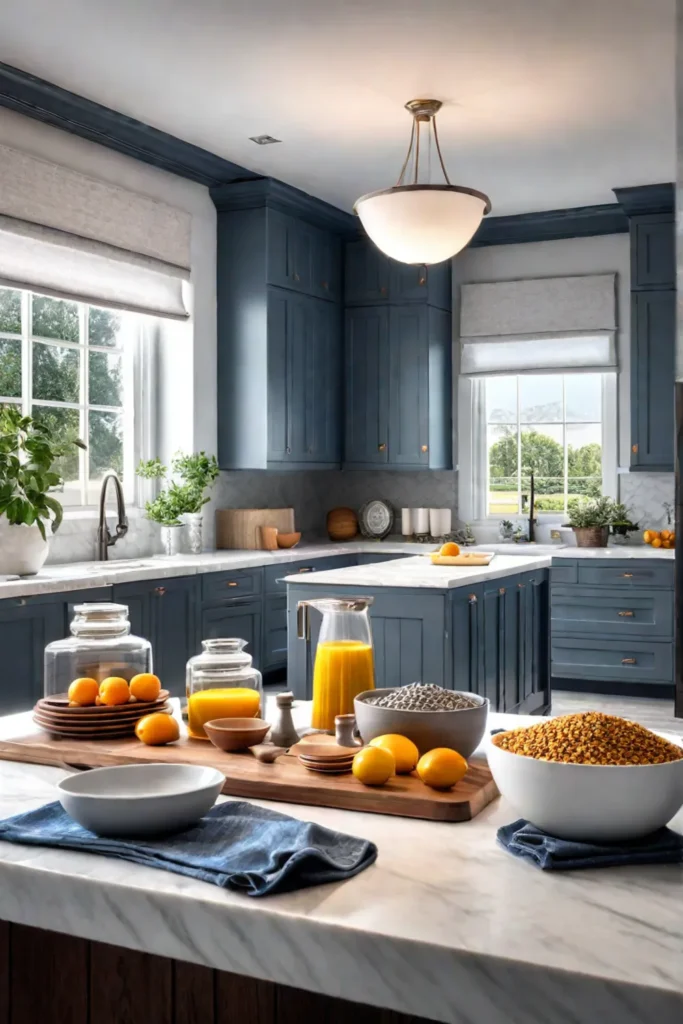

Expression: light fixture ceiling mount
xmin=354 ymin=98 xmax=491 ymax=266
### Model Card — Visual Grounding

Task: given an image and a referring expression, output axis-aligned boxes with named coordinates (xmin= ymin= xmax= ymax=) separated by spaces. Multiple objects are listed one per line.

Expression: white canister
xmin=412 ymin=508 xmax=429 ymax=535
xmin=401 ymin=509 xmax=413 ymax=536
xmin=429 ymin=508 xmax=452 ymax=537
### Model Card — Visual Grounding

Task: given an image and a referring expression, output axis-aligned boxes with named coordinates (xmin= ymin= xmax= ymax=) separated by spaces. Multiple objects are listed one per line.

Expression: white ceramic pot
xmin=184 ymin=512 xmax=203 ymax=554
xmin=160 ymin=524 xmax=184 ymax=556
xmin=0 ymin=518 xmax=49 ymax=576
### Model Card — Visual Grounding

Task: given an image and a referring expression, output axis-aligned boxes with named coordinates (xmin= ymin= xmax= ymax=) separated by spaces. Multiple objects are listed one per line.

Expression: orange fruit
xmin=67 ymin=677 xmax=99 ymax=706
xmin=660 ymin=530 xmax=671 ymax=540
xmin=129 ymin=673 xmax=161 ymax=702
xmin=439 ymin=541 xmax=460 ymax=557
xmin=352 ymin=746 xmax=395 ymax=786
xmin=416 ymin=748 xmax=468 ymax=790
xmin=670 ymin=532 xmax=676 ymax=544
xmin=643 ymin=530 xmax=659 ymax=544
xmin=369 ymin=734 xmax=419 ymax=774
xmin=99 ymin=676 xmax=130 ymax=706
xmin=651 ymin=537 xmax=663 ymax=548
xmin=663 ymin=540 xmax=673 ymax=548
xmin=135 ymin=713 xmax=180 ymax=746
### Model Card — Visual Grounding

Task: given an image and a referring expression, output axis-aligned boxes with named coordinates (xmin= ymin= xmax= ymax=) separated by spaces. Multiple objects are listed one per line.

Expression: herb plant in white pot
xmin=0 ymin=407 xmax=85 ymax=575
xmin=137 ymin=452 xmax=219 ymax=555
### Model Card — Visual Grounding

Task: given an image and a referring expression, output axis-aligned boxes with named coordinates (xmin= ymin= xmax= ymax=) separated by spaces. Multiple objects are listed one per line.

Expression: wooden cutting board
xmin=0 ymin=727 xmax=498 ymax=823
xmin=430 ymin=552 xmax=495 ymax=566
xmin=215 ymin=508 xmax=295 ymax=550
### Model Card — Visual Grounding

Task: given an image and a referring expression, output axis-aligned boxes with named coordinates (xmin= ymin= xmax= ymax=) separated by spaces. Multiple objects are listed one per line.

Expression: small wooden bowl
xmin=203 ymin=718 xmax=270 ymax=752
xmin=276 ymin=531 xmax=301 ymax=549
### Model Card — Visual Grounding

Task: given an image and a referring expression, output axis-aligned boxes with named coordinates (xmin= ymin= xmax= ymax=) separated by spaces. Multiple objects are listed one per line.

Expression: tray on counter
xmin=0 ymin=727 xmax=498 ymax=823
xmin=429 ymin=552 xmax=495 ymax=566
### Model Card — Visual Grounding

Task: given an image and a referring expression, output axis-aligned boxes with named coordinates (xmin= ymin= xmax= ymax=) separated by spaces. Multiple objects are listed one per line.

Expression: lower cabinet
xmin=0 ymin=597 xmax=64 ymax=713
xmin=201 ymin=599 xmax=263 ymax=670
xmin=263 ymin=595 xmax=288 ymax=671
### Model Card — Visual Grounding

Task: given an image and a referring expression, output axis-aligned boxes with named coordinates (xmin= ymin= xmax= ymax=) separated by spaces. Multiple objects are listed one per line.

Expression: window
xmin=0 ymin=286 xmax=147 ymax=506
xmin=485 ymin=373 xmax=611 ymax=517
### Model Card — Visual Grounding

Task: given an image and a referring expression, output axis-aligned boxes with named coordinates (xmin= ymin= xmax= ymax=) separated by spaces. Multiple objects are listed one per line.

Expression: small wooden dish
xmin=260 ymin=526 xmax=279 ymax=550
xmin=276 ymin=531 xmax=301 ymax=549
xmin=203 ymin=717 xmax=270 ymax=752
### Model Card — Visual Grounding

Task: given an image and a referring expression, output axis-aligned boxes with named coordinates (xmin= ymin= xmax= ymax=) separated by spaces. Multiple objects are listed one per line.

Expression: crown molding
xmin=0 ymin=61 xmax=258 ymax=187
xmin=471 ymin=203 xmax=629 ymax=247
xmin=612 ymin=183 xmax=675 ymax=217
xmin=211 ymin=177 xmax=358 ymax=237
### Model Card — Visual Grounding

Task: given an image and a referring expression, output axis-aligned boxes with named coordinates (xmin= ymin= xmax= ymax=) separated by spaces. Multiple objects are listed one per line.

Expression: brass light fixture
xmin=354 ymin=99 xmax=491 ymax=265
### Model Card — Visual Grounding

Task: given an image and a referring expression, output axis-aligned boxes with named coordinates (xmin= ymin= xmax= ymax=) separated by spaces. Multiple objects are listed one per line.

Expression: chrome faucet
xmin=97 ymin=471 xmax=128 ymax=560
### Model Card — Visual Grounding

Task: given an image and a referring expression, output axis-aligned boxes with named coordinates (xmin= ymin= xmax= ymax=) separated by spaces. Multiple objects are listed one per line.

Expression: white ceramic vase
xmin=160 ymin=524 xmax=184 ymax=556
xmin=0 ymin=518 xmax=50 ymax=576
xmin=184 ymin=512 xmax=203 ymax=554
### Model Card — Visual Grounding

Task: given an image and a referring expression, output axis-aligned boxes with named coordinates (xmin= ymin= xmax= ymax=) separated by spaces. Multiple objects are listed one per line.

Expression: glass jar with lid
xmin=44 ymin=603 xmax=152 ymax=698
xmin=186 ymin=638 xmax=263 ymax=740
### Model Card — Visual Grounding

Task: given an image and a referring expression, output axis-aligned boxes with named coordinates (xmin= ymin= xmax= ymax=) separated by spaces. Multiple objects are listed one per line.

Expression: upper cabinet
xmin=267 ymin=210 xmax=342 ymax=303
xmin=631 ymin=214 xmax=675 ymax=290
xmin=344 ymin=240 xmax=451 ymax=309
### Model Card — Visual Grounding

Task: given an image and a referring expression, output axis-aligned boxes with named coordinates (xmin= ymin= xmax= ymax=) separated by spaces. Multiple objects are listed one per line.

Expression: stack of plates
xmin=33 ymin=691 xmax=172 ymax=740
xmin=296 ymin=742 xmax=359 ymax=775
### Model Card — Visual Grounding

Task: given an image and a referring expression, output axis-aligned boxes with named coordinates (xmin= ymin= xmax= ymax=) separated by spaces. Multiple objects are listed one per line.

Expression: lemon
xmin=369 ymin=734 xmax=419 ymax=774
xmin=352 ymin=746 xmax=395 ymax=786
xmin=416 ymin=748 xmax=468 ymax=790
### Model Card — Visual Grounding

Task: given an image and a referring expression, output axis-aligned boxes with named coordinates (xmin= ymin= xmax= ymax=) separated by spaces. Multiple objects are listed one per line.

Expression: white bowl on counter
xmin=57 ymin=763 xmax=224 ymax=837
xmin=487 ymin=739 xmax=683 ymax=842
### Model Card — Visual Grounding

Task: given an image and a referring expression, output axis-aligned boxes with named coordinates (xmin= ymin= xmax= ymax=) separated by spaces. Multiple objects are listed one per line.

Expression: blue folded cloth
xmin=0 ymin=800 xmax=377 ymax=897
xmin=498 ymin=818 xmax=683 ymax=870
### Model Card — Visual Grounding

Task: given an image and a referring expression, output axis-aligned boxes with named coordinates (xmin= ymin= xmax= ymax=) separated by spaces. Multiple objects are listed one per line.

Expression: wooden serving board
xmin=215 ymin=508 xmax=295 ymax=550
xmin=0 ymin=727 xmax=498 ymax=823
xmin=430 ymin=552 xmax=495 ymax=566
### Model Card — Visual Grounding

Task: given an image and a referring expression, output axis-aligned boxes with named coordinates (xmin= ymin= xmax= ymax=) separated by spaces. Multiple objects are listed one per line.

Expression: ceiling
xmin=0 ymin=0 xmax=675 ymax=216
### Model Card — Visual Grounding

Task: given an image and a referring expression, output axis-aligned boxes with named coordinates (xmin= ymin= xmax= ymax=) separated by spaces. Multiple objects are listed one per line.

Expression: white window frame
xmin=0 ymin=288 xmax=155 ymax=509
xmin=457 ymin=372 xmax=618 ymax=524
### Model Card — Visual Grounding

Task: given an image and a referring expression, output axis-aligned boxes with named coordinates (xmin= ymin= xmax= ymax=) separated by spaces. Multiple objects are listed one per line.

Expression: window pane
xmin=519 ymin=376 xmax=562 ymax=423
xmin=89 ymin=410 xmax=123 ymax=483
xmin=488 ymin=425 xmax=519 ymax=515
xmin=489 ymin=477 xmax=519 ymax=515
xmin=89 ymin=307 xmax=122 ymax=348
xmin=0 ymin=338 xmax=21 ymax=397
xmin=32 ymin=405 xmax=81 ymax=504
xmin=520 ymin=424 xmax=564 ymax=476
xmin=89 ymin=350 xmax=123 ymax=407
xmin=486 ymin=377 xmax=517 ymax=423
xmin=529 ymin=478 xmax=565 ymax=513
xmin=566 ymin=374 xmax=601 ymax=422
xmin=567 ymin=422 xmax=602 ymax=501
xmin=33 ymin=342 xmax=80 ymax=403
xmin=32 ymin=295 xmax=79 ymax=342
xmin=0 ymin=288 xmax=21 ymax=334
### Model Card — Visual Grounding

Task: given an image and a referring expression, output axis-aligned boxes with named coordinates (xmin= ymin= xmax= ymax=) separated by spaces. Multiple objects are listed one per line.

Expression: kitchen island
xmin=285 ymin=554 xmax=551 ymax=714
xmin=0 ymin=704 xmax=681 ymax=1024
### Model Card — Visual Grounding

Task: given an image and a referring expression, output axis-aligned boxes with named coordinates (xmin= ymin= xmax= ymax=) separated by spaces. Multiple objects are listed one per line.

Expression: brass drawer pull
xmin=298 ymin=567 xmax=313 ymax=573
xmin=618 ymin=610 xmax=634 ymax=617
xmin=155 ymin=586 xmax=166 ymax=596
xmin=622 ymin=657 xmax=637 ymax=665
xmin=378 ymin=443 xmax=386 ymax=451
xmin=621 ymin=573 xmax=634 ymax=578
xmin=227 ymin=581 xmax=238 ymax=587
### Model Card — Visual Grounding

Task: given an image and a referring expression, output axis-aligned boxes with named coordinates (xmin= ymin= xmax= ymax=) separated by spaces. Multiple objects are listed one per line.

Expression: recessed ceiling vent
xmin=249 ymin=135 xmax=281 ymax=145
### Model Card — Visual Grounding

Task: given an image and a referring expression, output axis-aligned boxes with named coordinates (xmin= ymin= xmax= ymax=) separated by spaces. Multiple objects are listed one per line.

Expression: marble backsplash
xmin=46 ymin=515 xmax=164 ymax=564
xmin=619 ymin=472 xmax=675 ymax=530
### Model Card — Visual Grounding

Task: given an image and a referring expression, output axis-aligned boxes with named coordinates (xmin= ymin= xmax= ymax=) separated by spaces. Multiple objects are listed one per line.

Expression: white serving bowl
xmin=57 ymin=763 xmax=224 ymax=837
xmin=487 ymin=739 xmax=683 ymax=842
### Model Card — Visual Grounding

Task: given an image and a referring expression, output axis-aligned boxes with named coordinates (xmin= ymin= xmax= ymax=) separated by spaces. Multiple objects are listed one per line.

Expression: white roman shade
xmin=460 ymin=273 xmax=617 ymax=376
xmin=0 ymin=143 xmax=191 ymax=319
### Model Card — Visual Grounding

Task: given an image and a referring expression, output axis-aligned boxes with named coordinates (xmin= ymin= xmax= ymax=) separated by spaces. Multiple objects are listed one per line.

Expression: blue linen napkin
xmin=498 ymin=818 xmax=683 ymax=870
xmin=0 ymin=800 xmax=377 ymax=897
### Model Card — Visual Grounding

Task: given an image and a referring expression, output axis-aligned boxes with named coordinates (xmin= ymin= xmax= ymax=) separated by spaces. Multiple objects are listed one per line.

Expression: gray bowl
xmin=354 ymin=689 xmax=489 ymax=757
xmin=57 ymin=763 xmax=224 ymax=837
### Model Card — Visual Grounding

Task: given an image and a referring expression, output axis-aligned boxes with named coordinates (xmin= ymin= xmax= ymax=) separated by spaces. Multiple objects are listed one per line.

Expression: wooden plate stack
xmin=33 ymin=691 xmax=172 ymax=740
xmin=293 ymin=742 xmax=359 ymax=775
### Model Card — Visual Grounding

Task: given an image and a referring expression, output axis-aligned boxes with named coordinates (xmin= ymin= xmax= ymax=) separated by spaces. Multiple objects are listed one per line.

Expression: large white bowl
xmin=57 ymin=763 xmax=224 ymax=837
xmin=487 ymin=739 xmax=683 ymax=842
xmin=354 ymin=688 xmax=488 ymax=757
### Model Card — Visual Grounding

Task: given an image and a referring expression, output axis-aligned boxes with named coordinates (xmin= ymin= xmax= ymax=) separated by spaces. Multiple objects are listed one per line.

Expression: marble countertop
xmin=284 ymin=553 xmax=552 ymax=589
xmin=0 ymin=703 xmax=681 ymax=1024
xmin=551 ymin=546 xmax=675 ymax=560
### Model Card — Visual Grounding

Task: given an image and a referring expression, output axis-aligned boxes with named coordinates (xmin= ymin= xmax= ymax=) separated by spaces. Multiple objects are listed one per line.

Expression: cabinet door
xmin=391 ymin=261 xmax=451 ymax=309
xmin=632 ymin=214 xmax=675 ymax=289
xmin=344 ymin=306 xmax=390 ymax=466
xmin=387 ymin=305 xmax=429 ymax=467
xmin=631 ymin=290 xmax=675 ymax=470
xmin=481 ymin=585 xmax=503 ymax=710
xmin=201 ymin=599 xmax=263 ymax=670
xmin=151 ymin=578 xmax=200 ymax=696
xmin=310 ymin=227 xmax=342 ymax=303
xmin=0 ymin=597 xmax=63 ymax=712
xmin=267 ymin=210 xmax=312 ymax=294
xmin=344 ymin=240 xmax=391 ymax=304
xmin=451 ymin=587 xmax=483 ymax=695
xmin=263 ymin=594 xmax=288 ymax=670
xmin=112 ymin=581 xmax=152 ymax=644
xmin=521 ymin=573 xmax=549 ymax=712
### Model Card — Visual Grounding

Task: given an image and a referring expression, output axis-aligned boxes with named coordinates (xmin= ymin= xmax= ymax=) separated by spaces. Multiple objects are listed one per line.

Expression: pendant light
xmin=354 ymin=99 xmax=491 ymax=265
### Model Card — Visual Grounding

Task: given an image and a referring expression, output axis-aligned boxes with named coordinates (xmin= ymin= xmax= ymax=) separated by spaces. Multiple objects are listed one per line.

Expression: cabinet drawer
xmin=551 ymin=637 xmax=673 ymax=684
xmin=551 ymin=586 xmax=672 ymax=639
xmin=202 ymin=569 xmax=262 ymax=603
xmin=576 ymin=562 xmax=673 ymax=588
xmin=550 ymin=563 xmax=577 ymax=585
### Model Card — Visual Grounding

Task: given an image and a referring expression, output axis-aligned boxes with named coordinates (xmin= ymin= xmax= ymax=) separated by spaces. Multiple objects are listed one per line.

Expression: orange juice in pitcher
xmin=304 ymin=598 xmax=375 ymax=732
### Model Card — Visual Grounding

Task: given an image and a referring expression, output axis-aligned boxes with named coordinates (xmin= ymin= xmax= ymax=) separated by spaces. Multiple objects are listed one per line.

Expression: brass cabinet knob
xmin=622 ymin=657 xmax=637 ymax=665
xmin=421 ymin=445 xmax=428 ymax=453
xmin=631 ymin=444 xmax=638 ymax=454
xmin=518 ymin=582 xmax=525 ymax=589
xmin=618 ymin=610 xmax=634 ymax=617
xmin=419 ymin=276 xmax=426 ymax=285
xmin=468 ymin=594 xmax=477 ymax=604
xmin=499 ymin=587 xmax=506 ymax=595
xmin=378 ymin=443 xmax=386 ymax=451
xmin=155 ymin=586 xmax=166 ymax=596
xmin=227 ymin=581 xmax=238 ymax=587
xmin=621 ymin=573 xmax=634 ymax=578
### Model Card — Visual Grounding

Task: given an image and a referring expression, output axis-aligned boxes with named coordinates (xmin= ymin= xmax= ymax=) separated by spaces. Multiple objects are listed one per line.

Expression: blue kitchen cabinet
xmin=113 ymin=577 xmax=200 ymax=696
xmin=267 ymin=288 xmax=342 ymax=467
xmin=263 ymin=594 xmax=288 ymax=670
xmin=0 ymin=595 xmax=64 ymax=713
xmin=451 ymin=586 xmax=483 ymax=695
xmin=345 ymin=239 xmax=451 ymax=309
xmin=267 ymin=209 xmax=341 ymax=303
xmin=344 ymin=304 xmax=452 ymax=470
xmin=201 ymin=599 xmax=263 ymax=670
xmin=631 ymin=214 xmax=675 ymax=290
xmin=630 ymin=290 xmax=675 ymax=471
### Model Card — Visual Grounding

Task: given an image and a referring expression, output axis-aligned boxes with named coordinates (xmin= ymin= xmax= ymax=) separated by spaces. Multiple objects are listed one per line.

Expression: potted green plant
xmin=609 ymin=502 xmax=640 ymax=545
xmin=564 ymin=496 xmax=620 ymax=548
xmin=0 ymin=407 xmax=85 ymax=575
xmin=137 ymin=452 xmax=219 ymax=555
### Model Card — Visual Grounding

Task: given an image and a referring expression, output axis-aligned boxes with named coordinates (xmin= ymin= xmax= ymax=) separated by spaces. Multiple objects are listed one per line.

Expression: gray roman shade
xmin=460 ymin=273 xmax=617 ymax=376
xmin=0 ymin=143 xmax=191 ymax=319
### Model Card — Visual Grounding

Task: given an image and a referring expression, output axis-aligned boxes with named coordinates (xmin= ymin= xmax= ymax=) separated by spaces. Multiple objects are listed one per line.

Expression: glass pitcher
xmin=298 ymin=597 xmax=375 ymax=732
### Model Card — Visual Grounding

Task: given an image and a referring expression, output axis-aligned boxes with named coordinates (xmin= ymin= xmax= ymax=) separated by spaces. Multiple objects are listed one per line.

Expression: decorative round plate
xmin=358 ymin=500 xmax=394 ymax=539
